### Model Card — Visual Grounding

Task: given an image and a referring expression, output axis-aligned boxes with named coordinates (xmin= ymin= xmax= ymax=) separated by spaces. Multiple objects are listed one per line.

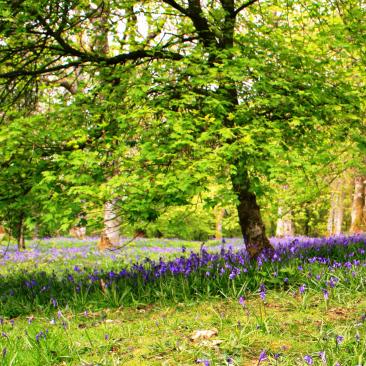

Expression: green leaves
xmin=0 ymin=0 xmax=364 ymax=240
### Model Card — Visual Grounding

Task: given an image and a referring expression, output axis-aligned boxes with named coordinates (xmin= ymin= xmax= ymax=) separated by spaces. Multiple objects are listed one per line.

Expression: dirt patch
xmin=327 ymin=307 xmax=352 ymax=320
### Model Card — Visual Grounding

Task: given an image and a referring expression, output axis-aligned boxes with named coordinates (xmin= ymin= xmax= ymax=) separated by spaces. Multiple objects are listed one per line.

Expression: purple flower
xmin=258 ymin=350 xmax=267 ymax=363
xmin=259 ymin=284 xmax=266 ymax=301
xmin=196 ymin=359 xmax=210 ymax=366
xmin=318 ymin=351 xmax=326 ymax=363
xmin=104 ymin=334 xmax=110 ymax=340
xmin=304 ymin=355 xmax=313 ymax=365
xmin=238 ymin=296 xmax=245 ymax=307
xmin=2 ymin=347 xmax=6 ymax=358
xmin=35 ymin=331 xmax=46 ymax=342
xmin=299 ymin=284 xmax=306 ymax=295
xmin=322 ymin=289 xmax=329 ymax=300
xmin=336 ymin=335 xmax=344 ymax=345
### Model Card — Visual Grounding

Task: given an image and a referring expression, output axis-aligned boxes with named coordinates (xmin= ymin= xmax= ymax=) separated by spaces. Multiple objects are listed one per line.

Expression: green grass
xmin=2 ymin=237 xmax=366 ymax=365
xmin=1 ymin=291 xmax=366 ymax=365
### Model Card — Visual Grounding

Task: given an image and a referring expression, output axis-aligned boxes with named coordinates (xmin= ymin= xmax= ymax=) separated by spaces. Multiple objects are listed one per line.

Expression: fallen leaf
xmin=190 ymin=328 xmax=218 ymax=341
xmin=199 ymin=339 xmax=224 ymax=347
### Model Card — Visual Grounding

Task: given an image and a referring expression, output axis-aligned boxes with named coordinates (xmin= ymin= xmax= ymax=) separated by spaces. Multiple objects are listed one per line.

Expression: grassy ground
xmin=1 ymin=237 xmax=366 ymax=365
xmin=1 ymin=291 xmax=366 ymax=365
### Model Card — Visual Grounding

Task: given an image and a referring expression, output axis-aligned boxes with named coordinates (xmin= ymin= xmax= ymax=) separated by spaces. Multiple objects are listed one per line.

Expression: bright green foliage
xmin=0 ymin=0 xmax=365 ymax=239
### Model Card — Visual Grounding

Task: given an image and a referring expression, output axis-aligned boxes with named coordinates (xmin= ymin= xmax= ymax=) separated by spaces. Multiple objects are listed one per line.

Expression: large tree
xmin=0 ymin=0 xmax=363 ymax=257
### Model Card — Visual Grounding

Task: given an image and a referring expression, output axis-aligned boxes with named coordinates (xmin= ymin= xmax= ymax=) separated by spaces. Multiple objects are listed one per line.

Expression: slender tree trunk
xmin=92 ymin=4 xmax=123 ymax=247
xmin=276 ymin=185 xmax=294 ymax=237
xmin=276 ymin=206 xmax=295 ymax=237
xmin=103 ymin=199 xmax=121 ymax=245
xmin=304 ymin=208 xmax=311 ymax=236
xmin=215 ymin=207 xmax=225 ymax=240
xmin=327 ymin=177 xmax=345 ymax=235
xmin=0 ymin=225 xmax=5 ymax=241
xmin=17 ymin=213 xmax=25 ymax=250
xmin=69 ymin=226 xmax=86 ymax=239
xmin=350 ymin=176 xmax=366 ymax=233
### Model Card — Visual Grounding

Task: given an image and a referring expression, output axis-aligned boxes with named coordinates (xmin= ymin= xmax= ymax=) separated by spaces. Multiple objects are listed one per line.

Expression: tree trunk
xmin=231 ymin=169 xmax=273 ymax=259
xmin=215 ymin=207 xmax=225 ymax=240
xmin=0 ymin=225 xmax=5 ymax=241
xmin=103 ymin=199 xmax=121 ymax=245
xmin=327 ymin=177 xmax=345 ymax=235
xmin=276 ymin=206 xmax=295 ymax=237
xmin=92 ymin=4 xmax=123 ymax=246
xmin=69 ymin=226 xmax=86 ymax=240
xmin=350 ymin=176 xmax=366 ymax=233
xmin=17 ymin=214 xmax=25 ymax=250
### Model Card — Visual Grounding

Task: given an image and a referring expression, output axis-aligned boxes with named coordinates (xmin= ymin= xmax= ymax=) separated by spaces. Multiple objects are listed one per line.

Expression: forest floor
xmin=1 ymin=236 xmax=366 ymax=365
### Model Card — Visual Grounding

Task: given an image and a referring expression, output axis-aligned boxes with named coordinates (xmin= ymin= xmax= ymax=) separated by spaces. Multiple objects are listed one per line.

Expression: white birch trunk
xmin=327 ymin=177 xmax=345 ymax=235
xmin=276 ymin=206 xmax=295 ymax=237
xmin=215 ymin=207 xmax=225 ymax=240
xmin=69 ymin=226 xmax=86 ymax=240
xmin=350 ymin=176 xmax=366 ymax=233
xmin=103 ymin=200 xmax=121 ymax=245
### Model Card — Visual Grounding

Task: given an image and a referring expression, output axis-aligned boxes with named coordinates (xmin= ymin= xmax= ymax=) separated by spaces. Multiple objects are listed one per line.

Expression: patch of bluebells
xmin=1 ymin=235 xmax=366 ymax=365
xmin=2 ymin=234 xmax=366 ymax=313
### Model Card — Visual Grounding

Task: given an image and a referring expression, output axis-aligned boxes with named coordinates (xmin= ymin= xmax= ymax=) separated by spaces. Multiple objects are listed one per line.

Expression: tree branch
xmin=105 ymin=49 xmax=184 ymax=65
xmin=0 ymin=61 xmax=82 ymax=78
xmin=234 ymin=0 xmax=260 ymax=16
xmin=0 ymin=49 xmax=183 ymax=79
xmin=161 ymin=0 xmax=190 ymax=16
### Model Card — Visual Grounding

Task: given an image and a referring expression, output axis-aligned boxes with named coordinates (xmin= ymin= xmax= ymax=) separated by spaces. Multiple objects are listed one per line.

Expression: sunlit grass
xmin=1 ymin=236 xmax=366 ymax=365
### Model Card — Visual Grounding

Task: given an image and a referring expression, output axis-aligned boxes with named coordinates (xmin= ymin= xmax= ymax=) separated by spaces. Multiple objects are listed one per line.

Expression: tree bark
xmin=276 ymin=185 xmax=294 ymax=237
xmin=69 ymin=226 xmax=86 ymax=240
xmin=304 ymin=208 xmax=311 ymax=236
xmin=91 ymin=4 xmax=123 ymax=246
xmin=103 ymin=199 xmax=121 ymax=245
xmin=327 ymin=177 xmax=345 ymax=235
xmin=231 ymin=168 xmax=273 ymax=259
xmin=350 ymin=176 xmax=366 ymax=233
xmin=276 ymin=206 xmax=295 ymax=237
xmin=16 ymin=213 xmax=25 ymax=250
xmin=215 ymin=207 xmax=225 ymax=240
xmin=0 ymin=225 xmax=5 ymax=241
